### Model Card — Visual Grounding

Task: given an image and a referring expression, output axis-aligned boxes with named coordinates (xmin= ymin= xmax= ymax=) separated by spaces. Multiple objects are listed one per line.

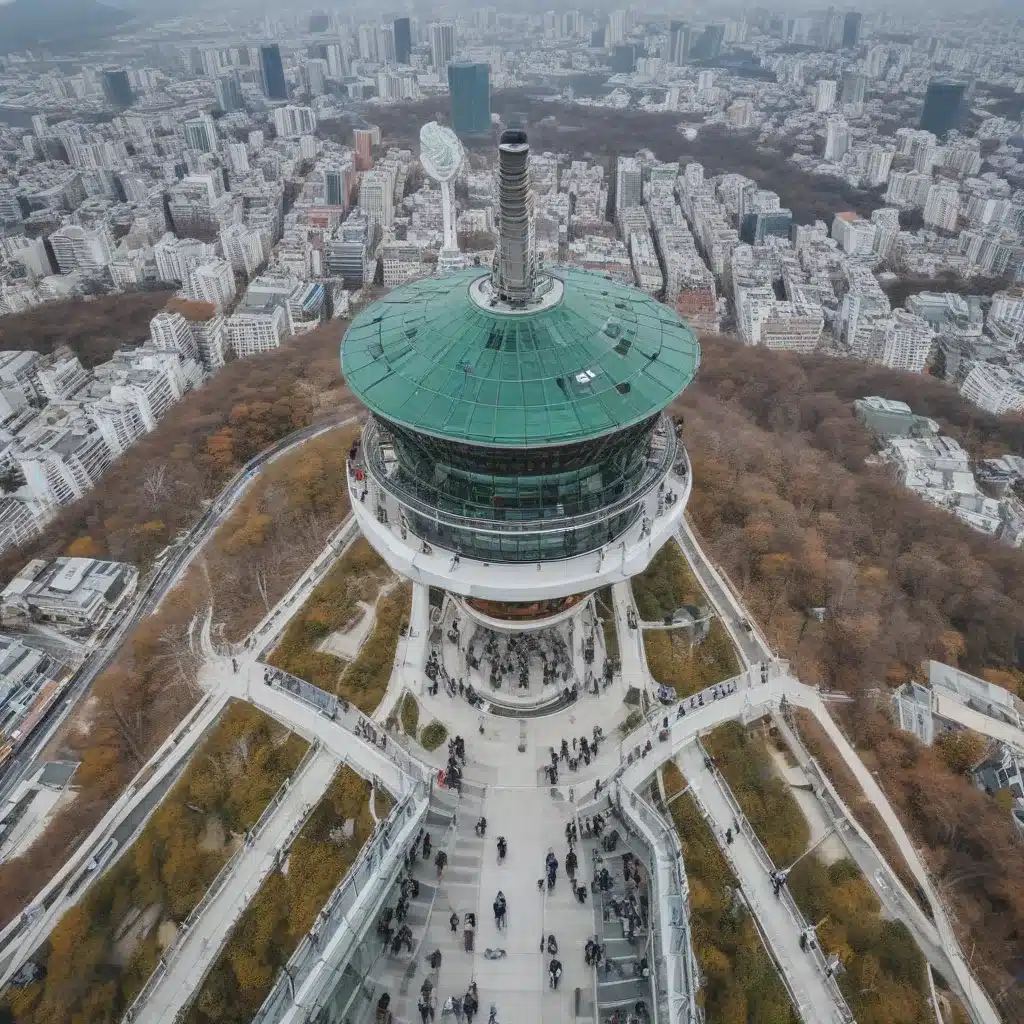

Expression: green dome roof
xmin=341 ymin=266 xmax=700 ymax=448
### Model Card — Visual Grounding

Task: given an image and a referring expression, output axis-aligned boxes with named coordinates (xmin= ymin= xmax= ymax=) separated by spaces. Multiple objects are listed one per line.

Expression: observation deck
xmin=347 ymin=415 xmax=691 ymax=603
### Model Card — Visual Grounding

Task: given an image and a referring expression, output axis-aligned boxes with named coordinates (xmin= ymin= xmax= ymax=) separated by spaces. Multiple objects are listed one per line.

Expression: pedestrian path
xmin=675 ymin=742 xmax=848 ymax=1024
xmin=139 ymin=746 xmax=342 ymax=1023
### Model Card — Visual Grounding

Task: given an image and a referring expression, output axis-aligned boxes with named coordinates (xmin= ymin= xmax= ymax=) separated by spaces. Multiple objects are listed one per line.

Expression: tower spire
xmin=493 ymin=128 xmax=536 ymax=305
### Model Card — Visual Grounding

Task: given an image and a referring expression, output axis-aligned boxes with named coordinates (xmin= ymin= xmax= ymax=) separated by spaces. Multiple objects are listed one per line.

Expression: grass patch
xmin=420 ymin=721 xmax=448 ymax=752
xmin=3 ymin=703 xmax=307 ymax=1024
xmin=662 ymin=762 xmax=798 ymax=1024
xmin=400 ymin=692 xmax=420 ymax=736
xmin=644 ymin=619 xmax=739 ymax=697
xmin=185 ymin=768 xmax=391 ymax=1024
xmin=595 ymin=586 xmax=619 ymax=659
xmin=337 ymin=582 xmax=411 ymax=714
xmin=704 ymin=720 xmax=809 ymax=865
xmin=631 ymin=540 xmax=702 ymax=621
xmin=704 ymin=726 xmax=931 ymax=1024
xmin=268 ymin=537 xmax=392 ymax=689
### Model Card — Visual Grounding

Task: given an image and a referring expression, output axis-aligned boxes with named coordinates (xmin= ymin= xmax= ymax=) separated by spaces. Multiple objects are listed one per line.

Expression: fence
xmin=251 ymin=789 xmax=427 ymax=1024
xmin=258 ymin=664 xmax=432 ymax=786
xmin=123 ymin=740 xmax=326 ymax=1022
xmin=692 ymin=738 xmax=856 ymax=1023
xmin=615 ymin=784 xmax=701 ymax=1024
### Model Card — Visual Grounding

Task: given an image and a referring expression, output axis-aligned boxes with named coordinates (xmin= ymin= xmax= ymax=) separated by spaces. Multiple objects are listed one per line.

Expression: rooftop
xmin=341 ymin=266 xmax=700 ymax=448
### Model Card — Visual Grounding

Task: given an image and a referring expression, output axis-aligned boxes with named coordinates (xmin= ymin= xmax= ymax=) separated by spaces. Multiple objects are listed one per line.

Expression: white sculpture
xmin=419 ymin=121 xmax=466 ymax=272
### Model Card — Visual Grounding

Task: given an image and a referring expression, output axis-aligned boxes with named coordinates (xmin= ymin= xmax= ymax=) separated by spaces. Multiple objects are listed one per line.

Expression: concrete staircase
xmin=352 ymin=777 xmax=487 ymax=1023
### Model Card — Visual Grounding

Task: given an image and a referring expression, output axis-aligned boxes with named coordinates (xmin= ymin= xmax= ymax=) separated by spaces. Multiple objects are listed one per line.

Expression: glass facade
xmin=448 ymin=62 xmax=491 ymax=136
xmin=363 ymin=413 xmax=675 ymax=563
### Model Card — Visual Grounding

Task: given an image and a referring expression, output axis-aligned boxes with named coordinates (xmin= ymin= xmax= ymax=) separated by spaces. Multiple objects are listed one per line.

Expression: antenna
xmin=493 ymin=128 xmax=536 ymax=305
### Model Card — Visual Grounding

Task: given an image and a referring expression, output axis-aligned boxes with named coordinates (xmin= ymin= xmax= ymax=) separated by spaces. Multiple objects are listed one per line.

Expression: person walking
xmin=548 ymin=958 xmax=562 ymax=989
xmin=463 ymin=983 xmax=479 ymax=1024
xmin=435 ymin=849 xmax=448 ymax=880
xmin=450 ymin=910 xmax=460 ymax=935
xmin=496 ymin=836 xmax=507 ymax=863
xmin=566 ymin=848 xmax=578 ymax=882
xmin=464 ymin=913 xmax=476 ymax=952
xmin=493 ymin=891 xmax=507 ymax=930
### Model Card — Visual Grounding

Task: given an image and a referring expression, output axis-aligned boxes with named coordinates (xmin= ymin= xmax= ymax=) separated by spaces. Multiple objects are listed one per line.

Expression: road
xmin=0 ymin=412 xmax=356 ymax=811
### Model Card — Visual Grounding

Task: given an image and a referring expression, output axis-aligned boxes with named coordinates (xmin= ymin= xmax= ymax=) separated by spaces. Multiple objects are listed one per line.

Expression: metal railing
xmin=692 ymin=738 xmax=856 ymax=1024
xmin=258 ymin=664 xmax=433 ymax=786
xmin=123 ymin=740 xmax=326 ymax=1022
xmin=356 ymin=413 xmax=686 ymax=539
xmin=251 ymin=790 xmax=428 ymax=1024
xmin=616 ymin=785 xmax=702 ymax=1024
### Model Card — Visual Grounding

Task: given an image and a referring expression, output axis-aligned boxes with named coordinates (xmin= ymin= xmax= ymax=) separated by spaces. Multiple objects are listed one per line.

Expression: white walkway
xmin=676 ymin=742 xmax=848 ymax=1024
xmin=137 ymin=746 xmax=341 ymax=1023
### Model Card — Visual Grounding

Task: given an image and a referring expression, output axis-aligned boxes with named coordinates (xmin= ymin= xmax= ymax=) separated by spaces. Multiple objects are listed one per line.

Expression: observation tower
xmin=343 ymin=129 xmax=699 ymax=645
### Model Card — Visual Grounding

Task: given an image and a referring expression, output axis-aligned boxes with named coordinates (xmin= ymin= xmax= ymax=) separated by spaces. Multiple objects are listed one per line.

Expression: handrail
xmin=251 ymin=790 xmax=428 ymax=1024
xmin=257 ymin=664 xmax=433 ymax=786
xmin=357 ymin=413 xmax=685 ymax=538
xmin=613 ymin=784 xmax=701 ymax=1024
xmin=692 ymin=737 xmax=856 ymax=1023
xmin=122 ymin=741 xmax=327 ymax=1021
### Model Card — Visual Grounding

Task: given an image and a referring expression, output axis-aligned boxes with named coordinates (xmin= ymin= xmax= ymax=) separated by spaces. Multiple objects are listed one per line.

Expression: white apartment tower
xmin=273 ymin=105 xmax=317 ymax=139
xmin=428 ymin=21 xmax=456 ymax=69
xmin=814 ymin=79 xmax=837 ymax=112
xmin=615 ymin=157 xmax=642 ymax=217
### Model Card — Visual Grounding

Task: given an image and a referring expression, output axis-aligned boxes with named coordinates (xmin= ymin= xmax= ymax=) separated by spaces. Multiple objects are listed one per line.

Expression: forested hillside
xmin=679 ymin=335 xmax=1024 ymax=1018
xmin=0 ymin=290 xmax=174 ymax=368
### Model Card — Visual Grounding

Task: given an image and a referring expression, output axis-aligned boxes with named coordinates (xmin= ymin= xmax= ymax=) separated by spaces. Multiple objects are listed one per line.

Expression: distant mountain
xmin=0 ymin=0 xmax=131 ymax=54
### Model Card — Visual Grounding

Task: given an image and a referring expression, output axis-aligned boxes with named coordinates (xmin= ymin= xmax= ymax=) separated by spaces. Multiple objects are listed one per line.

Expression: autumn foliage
xmin=186 ymin=768 xmax=390 ymax=1024
xmin=2 ymin=703 xmax=307 ymax=1024
xmin=0 ymin=289 xmax=174 ymax=368
xmin=662 ymin=761 xmax=797 ymax=1024
xmin=681 ymin=336 xmax=1024 ymax=1017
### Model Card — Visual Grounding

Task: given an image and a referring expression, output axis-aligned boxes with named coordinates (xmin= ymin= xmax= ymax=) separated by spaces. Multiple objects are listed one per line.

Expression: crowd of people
xmin=543 ymin=726 xmax=605 ymax=783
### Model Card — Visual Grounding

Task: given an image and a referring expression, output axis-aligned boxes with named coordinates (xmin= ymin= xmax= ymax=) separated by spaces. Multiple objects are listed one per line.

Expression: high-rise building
xmin=866 ymin=146 xmax=894 ymax=187
xmin=215 ymin=72 xmax=243 ymax=112
xmin=227 ymin=142 xmax=250 ymax=176
xmin=273 ymin=105 xmax=317 ymax=139
xmin=691 ymin=24 xmax=725 ymax=61
xmin=428 ymin=22 xmax=457 ymax=69
xmin=923 ymin=182 xmax=961 ymax=233
xmin=668 ymin=21 xmax=690 ymax=64
xmin=358 ymin=171 xmax=395 ymax=229
xmin=221 ymin=224 xmax=266 ymax=277
xmin=607 ymin=9 xmax=627 ymax=47
xmin=841 ymin=73 xmax=866 ymax=111
xmin=814 ymin=79 xmax=837 ymax=112
xmin=377 ymin=25 xmax=397 ymax=64
xmin=824 ymin=118 xmax=851 ymax=162
xmin=448 ymin=63 xmax=491 ymax=137
xmin=324 ymin=163 xmax=352 ymax=207
xmin=615 ymin=156 xmax=642 ymax=216
xmin=842 ymin=11 xmax=862 ymax=49
xmin=260 ymin=44 xmax=288 ymax=101
xmin=920 ymin=79 xmax=967 ymax=139
xmin=49 ymin=224 xmax=114 ymax=274
xmin=183 ymin=114 xmax=218 ymax=154
xmin=353 ymin=127 xmax=376 ymax=171
xmin=101 ymin=69 xmax=134 ymax=107
xmin=394 ymin=17 xmax=412 ymax=64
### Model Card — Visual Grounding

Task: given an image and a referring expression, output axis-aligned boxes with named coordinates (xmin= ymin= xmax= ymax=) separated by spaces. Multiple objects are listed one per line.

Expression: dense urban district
xmin=0 ymin=5 xmax=1021 ymax=1024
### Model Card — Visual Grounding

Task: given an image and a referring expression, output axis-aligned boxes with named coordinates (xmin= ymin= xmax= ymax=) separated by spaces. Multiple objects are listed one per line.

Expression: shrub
xmin=595 ymin=586 xmax=619 ymax=658
xmin=185 ymin=768 xmax=389 ymax=1024
xmin=644 ymin=619 xmax=739 ymax=696
xmin=400 ymin=692 xmax=420 ymax=736
xmin=268 ymin=538 xmax=392 ymax=691
xmin=420 ymin=721 xmax=448 ymax=752
xmin=620 ymin=709 xmax=643 ymax=736
xmin=631 ymin=541 xmax=701 ymax=621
